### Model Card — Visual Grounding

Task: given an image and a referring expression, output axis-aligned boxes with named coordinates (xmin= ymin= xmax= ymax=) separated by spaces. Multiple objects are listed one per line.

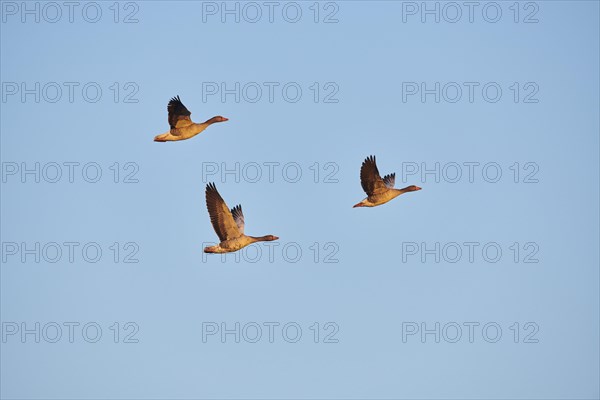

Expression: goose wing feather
xmin=383 ymin=173 xmax=396 ymax=189
xmin=167 ymin=95 xmax=193 ymax=130
xmin=205 ymin=183 xmax=242 ymax=242
xmin=360 ymin=155 xmax=388 ymax=196
xmin=230 ymin=204 xmax=245 ymax=234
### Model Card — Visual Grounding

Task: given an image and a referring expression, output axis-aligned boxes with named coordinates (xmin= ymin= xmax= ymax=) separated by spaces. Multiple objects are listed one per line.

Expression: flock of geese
xmin=154 ymin=96 xmax=422 ymax=254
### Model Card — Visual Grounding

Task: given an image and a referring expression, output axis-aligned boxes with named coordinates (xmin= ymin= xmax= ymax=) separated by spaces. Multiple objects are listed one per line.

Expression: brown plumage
xmin=204 ymin=183 xmax=279 ymax=253
xmin=154 ymin=96 xmax=228 ymax=142
xmin=167 ymin=95 xmax=192 ymax=129
xmin=353 ymin=155 xmax=421 ymax=208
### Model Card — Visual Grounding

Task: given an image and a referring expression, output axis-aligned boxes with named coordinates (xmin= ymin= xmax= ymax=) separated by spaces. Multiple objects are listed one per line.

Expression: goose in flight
xmin=353 ymin=155 xmax=421 ymax=208
xmin=204 ymin=183 xmax=279 ymax=253
xmin=154 ymin=96 xmax=228 ymax=142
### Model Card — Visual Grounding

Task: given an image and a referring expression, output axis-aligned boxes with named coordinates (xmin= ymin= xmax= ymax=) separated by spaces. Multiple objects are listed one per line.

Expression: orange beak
xmin=353 ymin=202 xmax=364 ymax=208
xmin=415 ymin=186 xmax=422 ymax=191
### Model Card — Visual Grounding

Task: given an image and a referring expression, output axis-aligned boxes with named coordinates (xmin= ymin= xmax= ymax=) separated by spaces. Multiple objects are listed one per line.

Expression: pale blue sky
xmin=1 ymin=1 xmax=599 ymax=399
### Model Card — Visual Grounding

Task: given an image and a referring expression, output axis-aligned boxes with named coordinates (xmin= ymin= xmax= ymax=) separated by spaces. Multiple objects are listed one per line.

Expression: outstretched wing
xmin=205 ymin=183 xmax=243 ymax=242
xmin=383 ymin=173 xmax=395 ymax=189
xmin=167 ymin=95 xmax=193 ymax=129
xmin=360 ymin=155 xmax=388 ymax=196
xmin=230 ymin=204 xmax=245 ymax=234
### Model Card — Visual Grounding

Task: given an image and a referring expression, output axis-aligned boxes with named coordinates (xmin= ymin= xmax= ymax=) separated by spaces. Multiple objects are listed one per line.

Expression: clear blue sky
xmin=1 ymin=1 xmax=599 ymax=398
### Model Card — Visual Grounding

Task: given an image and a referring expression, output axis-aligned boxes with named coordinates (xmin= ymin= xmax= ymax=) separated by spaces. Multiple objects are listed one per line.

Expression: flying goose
xmin=353 ymin=155 xmax=421 ymax=208
xmin=154 ymin=96 xmax=228 ymax=142
xmin=204 ymin=183 xmax=279 ymax=253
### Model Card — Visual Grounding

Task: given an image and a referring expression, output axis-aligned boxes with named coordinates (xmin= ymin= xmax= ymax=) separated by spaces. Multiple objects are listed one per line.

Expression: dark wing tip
xmin=206 ymin=182 xmax=218 ymax=194
xmin=167 ymin=95 xmax=184 ymax=108
xmin=360 ymin=155 xmax=384 ymax=195
xmin=383 ymin=172 xmax=396 ymax=188
xmin=362 ymin=155 xmax=377 ymax=168
xmin=168 ymin=95 xmax=178 ymax=106
xmin=363 ymin=154 xmax=376 ymax=165
xmin=231 ymin=204 xmax=243 ymax=218
xmin=167 ymin=95 xmax=191 ymax=117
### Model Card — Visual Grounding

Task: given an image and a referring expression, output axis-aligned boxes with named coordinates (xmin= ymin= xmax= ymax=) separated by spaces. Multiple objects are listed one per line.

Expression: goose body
xmin=353 ymin=155 xmax=421 ymax=208
xmin=204 ymin=183 xmax=278 ymax=253
xmin=154 ymin=96 xmax=228 ymax=142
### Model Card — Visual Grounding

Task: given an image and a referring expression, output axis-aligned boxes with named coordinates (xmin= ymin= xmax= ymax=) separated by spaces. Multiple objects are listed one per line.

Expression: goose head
xmin=206 ymin=116 xmax=229 ymax=124
xmin=402 ymin=185 xmax=422 ymax=192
